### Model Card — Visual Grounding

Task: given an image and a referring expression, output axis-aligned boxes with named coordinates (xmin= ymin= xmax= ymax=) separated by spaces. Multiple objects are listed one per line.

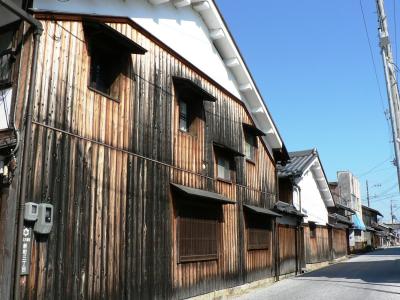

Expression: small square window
xmin=88 ymin=43 xmax=126 ymax=98
xmin=244 ymin=131 xmax=257 ymax=161
xmin=83 ymin=21 xmax=146 ymax=100
xmin=217 ymin=155 xmax=232 ymax=181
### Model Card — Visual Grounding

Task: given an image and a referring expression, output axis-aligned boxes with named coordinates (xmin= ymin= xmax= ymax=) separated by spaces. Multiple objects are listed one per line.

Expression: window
xmin=244 ymin=131 xmax=257 ymax=161
xmin=179 ymin=99 xmax=189 ymax=132
xmin=354 ymin=229 xmax=362 ymax=237
xmin=217 ymin=155 xmax=232 ymax=181
xmin=83 ymin=20 xmax=146 ymax=99
xmin=246 ymin=213 xmax=271 ymax=250
xmin=309 ymin=223 xmax=317 ymax=238
xmin=0 ymin=22 xmax=18 ymax=87
xmin=214 ymin=143 xmax=243 ymax=182
xmin=177 ymin=203 xmax=220 ymax=263
xmin=173 ymin=76 xmax=215 ymax=134
xmin=88 ymin=41 xmax=127 ymax=98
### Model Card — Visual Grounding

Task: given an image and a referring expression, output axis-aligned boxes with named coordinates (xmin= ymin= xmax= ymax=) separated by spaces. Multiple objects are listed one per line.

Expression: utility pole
xmin=366 ymin=180 xmax=370 ymax=207
xmin=376 ymin=0 xmax=400 ymax=191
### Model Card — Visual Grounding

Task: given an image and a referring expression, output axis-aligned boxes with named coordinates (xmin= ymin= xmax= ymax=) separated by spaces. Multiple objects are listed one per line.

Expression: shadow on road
xmin=294 ymin=277 xmax=400 ymax=296
xmin=299 ymin=259 xmax=400 ymax=284
xmin=292 ymin=247 xmax=400 ymax=296
xmin=362 ymin=247 xmax=400 ymax=256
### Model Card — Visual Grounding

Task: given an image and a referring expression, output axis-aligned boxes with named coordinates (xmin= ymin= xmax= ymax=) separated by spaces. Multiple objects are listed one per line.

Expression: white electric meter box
xmin=33 ymin=203 xmax=53 ymax=234
xmin=24 ymin=202 xmax=38 ymax=221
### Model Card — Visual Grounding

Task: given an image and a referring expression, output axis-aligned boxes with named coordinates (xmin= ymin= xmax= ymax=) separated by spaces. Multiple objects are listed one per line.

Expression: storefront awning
xmin=352 ymin=213 xmax=366 ymax=231
xmin=244 ymin=204 xmax=282 ymax=218
xmin=170 ymin=183 xmax=235 ymax=205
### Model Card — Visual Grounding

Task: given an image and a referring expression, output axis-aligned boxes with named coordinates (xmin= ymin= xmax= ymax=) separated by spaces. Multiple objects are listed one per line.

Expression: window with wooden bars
xmin=309 ymin=223 xmax=317 ymax=238
xmin=88 ymin=41 xmax=127 ymax=99
xmin=176 ymin=95 xmax=204 ymax=134
xmin=246 ymin=213 xmax=271 ymax=251
xmin=179 ymin=99 xmax=190 ymax=132
xmin=83 ymin=20 xmax=146 ymax=101
xmin=244 ymin=130 xmax=257 ymax=162
xmin=217 ymin=155 xmax=232 ymax=181
xmin=177 ymin=203 xmax=221 ymax=263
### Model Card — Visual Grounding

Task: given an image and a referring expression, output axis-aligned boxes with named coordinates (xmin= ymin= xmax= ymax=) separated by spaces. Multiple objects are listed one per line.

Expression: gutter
xmin=0 ymin=1 xmax=43 ymax=299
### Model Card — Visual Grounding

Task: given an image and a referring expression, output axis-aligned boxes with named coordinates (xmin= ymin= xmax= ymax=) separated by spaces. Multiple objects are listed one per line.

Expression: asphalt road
xmin=233 ymin=247 xmax=400 ymax=300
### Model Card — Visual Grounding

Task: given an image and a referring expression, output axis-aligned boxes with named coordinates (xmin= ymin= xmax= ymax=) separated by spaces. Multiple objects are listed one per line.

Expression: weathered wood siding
xmin=332 ymin=228 xmax=347 ymax=259
xmin=10 ymin=15 xmax=279 ymax=300
xmin=278 ymin=225 xmax=297 ymax=275
xmin=304 ymin=225 xmax=330 ymax=264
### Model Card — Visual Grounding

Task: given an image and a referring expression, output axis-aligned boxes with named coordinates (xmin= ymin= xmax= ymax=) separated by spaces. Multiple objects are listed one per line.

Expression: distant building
xmin=384 ymin=223 xmax=400 ymax=245
xmin=362 ymin=205 xmax=384 ymax=248
xmin=331 ymin=171 xmax=367 ymax=252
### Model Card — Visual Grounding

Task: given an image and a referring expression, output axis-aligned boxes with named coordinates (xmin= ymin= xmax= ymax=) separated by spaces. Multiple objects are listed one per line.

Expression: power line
xmin=359 ymin=0 xmax=387 ymax=113
xmin=359 ymin=0 xmax=394 ymax=161
xmin=357 ymin=156 xmax=392 ymax=177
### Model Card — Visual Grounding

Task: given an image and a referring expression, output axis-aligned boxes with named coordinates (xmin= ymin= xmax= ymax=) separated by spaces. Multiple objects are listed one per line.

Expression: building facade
xmin=0 ymin=1 xmax=294 ymax=299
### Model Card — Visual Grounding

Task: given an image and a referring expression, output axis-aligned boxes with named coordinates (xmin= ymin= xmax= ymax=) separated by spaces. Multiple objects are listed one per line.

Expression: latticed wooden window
xmin=246 ymin=213 xmax=271 ymax=251
xmin=309 ymin=223 xmax=317 ymax=238
xmin=248 ymin=228 xmax=269 ymax=250
xmin=244 ymin=131 xmax=257 ymax=161
xmin=177 ymin=203 xmax=220 ymax=263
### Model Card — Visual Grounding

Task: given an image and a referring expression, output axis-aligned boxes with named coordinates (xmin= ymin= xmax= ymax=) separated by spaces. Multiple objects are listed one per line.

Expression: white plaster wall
xmin=297 ymin=170 xmax=329 ymax=225
xmin=32 ymin=0 xmax=242 ymax=99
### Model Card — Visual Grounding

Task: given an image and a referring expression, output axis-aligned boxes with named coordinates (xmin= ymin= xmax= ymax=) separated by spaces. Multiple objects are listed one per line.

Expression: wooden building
xmin=362 ymin=205 xmax=383 ymax=248
xmin=0 ymin=1 xmax=293 ymax=299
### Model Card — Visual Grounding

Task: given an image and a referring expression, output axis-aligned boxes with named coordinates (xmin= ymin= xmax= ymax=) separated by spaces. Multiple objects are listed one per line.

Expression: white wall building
xmin=278 ymin=149 xmax=335 ymax=225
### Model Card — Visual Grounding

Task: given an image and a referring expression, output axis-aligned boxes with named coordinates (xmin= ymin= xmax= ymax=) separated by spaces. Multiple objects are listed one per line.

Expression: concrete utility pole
xmin=377 ymin=0 xmax=400 ymax=191
xmin=366 ymin=180 xmax=370 ymax=207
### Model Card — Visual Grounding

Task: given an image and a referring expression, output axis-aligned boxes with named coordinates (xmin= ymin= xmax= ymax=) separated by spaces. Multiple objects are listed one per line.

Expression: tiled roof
xmin=277 ymin=149 xmax=317 ymax=177
xmin=329 ymin=213 xmax=353 ymax=225
xmin=274 ymin=201 xmax=306 ymax=217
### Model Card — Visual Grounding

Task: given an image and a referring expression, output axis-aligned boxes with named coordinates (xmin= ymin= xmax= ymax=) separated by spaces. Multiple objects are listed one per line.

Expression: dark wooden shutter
xmin=247 ymin=228 xmax=270 ymax=250
xmin=177 ymin=203 xmax=220 ymax=263
xmin=246 ymin=213 xmax=271 ymax=251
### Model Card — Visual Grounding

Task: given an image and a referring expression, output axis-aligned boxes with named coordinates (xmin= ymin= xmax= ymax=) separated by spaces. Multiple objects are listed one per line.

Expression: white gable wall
xmin=295 ymin=170 xmax=329 ymax=225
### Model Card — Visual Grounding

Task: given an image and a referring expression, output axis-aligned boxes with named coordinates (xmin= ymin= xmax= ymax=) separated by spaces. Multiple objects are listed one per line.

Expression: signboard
xmin=21 ymin=227 xmax=32 ymax=275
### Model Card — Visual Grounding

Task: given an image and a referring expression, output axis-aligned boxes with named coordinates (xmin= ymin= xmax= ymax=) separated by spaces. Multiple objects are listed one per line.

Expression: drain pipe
xmin=0 ymin=1 xmax=43 ymax=299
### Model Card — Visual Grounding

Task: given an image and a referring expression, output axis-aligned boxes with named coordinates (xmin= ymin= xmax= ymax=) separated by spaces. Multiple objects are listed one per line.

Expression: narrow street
xmin=233 ymin=247 xmax=400 ymax=300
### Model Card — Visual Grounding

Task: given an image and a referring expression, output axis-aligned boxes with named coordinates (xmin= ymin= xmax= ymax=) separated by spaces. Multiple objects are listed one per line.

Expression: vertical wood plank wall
xmin=11 ymin=16 xmax=279 ymax=300
xmin=304 ymin=225 xmax=331 ymax=264
xmin=332 ymin=228 xmax=347 ymax=259
xmin=278 ymin=225 xmax=297 ymax=275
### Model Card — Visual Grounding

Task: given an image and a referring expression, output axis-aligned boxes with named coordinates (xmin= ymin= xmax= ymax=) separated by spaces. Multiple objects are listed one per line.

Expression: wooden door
xmin=278 ymin=225 xmax=297 ymax=275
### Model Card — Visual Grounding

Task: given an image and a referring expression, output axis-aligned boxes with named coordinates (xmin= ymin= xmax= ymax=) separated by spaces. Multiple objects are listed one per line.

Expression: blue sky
xmin=216 ymin=0 xmax=400 ymax=222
